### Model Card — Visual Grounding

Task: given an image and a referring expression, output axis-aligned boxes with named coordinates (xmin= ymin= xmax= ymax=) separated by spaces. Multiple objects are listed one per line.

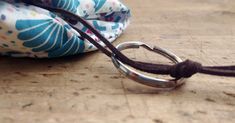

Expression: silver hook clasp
xmin=111 ymin=41 xmax=186 ymax=90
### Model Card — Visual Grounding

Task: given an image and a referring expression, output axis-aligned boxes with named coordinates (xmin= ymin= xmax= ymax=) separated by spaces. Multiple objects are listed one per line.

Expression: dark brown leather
xmin=20 ymin=0 xmax=235 ymax=79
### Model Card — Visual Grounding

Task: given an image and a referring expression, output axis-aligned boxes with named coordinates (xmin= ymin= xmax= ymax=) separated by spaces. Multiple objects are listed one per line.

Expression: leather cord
xmin=20 ymin=0 xmax=235 ymax=78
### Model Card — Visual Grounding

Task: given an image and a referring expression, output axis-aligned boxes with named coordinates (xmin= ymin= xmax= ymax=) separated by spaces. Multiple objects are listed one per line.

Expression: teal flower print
xmin=48 ymin=34 xmax=84 ymax=57
xmin=15 ymin=19 xmax=85 ymax=57
xmin=93 ymin=0 xmax=106 ymax=12
xmin=52 ymin=0 xmax=80 ymax=13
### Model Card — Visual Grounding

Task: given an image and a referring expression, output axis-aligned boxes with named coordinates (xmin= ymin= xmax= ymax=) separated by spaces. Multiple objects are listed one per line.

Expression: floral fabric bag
xmin=0 ymin=0 xmax=130 ymax=58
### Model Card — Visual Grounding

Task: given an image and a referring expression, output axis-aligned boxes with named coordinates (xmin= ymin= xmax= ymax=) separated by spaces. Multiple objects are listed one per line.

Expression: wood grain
xmin=0 ymin=0 xmax=235 ymax=123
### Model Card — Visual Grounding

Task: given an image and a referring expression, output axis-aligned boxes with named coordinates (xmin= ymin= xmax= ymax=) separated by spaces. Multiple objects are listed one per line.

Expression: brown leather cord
xmin=20 ymin=0 xmax=235 ymax=78
xmin=21 ymin=1 xmax=178 ymax=74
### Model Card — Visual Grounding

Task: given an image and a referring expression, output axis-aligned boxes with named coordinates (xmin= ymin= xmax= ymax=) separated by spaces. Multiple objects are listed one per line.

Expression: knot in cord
xmin=170 ymin=60 xmax=202 ymax=79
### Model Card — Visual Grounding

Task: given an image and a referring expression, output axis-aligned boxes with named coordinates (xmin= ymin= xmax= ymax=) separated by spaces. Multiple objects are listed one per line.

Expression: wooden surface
xmin=0 ymin=0 xmax=235 ymax=123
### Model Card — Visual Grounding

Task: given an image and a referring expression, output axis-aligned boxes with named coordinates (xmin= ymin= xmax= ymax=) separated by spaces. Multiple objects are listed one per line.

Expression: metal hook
xmin=111 ymin=41 xmax=186 ymax=90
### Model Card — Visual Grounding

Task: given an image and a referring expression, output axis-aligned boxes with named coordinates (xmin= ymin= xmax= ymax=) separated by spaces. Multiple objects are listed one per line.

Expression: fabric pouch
xmin=0 ymin=0 xmax=130 ymax=57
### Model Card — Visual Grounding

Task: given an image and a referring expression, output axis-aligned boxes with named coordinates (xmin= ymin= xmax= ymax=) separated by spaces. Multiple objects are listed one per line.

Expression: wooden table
xmin=0 ymin=0 xmax=235 ymax=123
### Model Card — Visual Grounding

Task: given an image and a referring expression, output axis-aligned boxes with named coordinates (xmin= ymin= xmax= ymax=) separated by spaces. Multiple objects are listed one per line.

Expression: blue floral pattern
xmin=52 ymin=0 xmax=80 ymax=13
xmin=93 ymin=0 xmax=106 ymax=12
xmin=15 ymin=18 xmax=85 ymax=57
